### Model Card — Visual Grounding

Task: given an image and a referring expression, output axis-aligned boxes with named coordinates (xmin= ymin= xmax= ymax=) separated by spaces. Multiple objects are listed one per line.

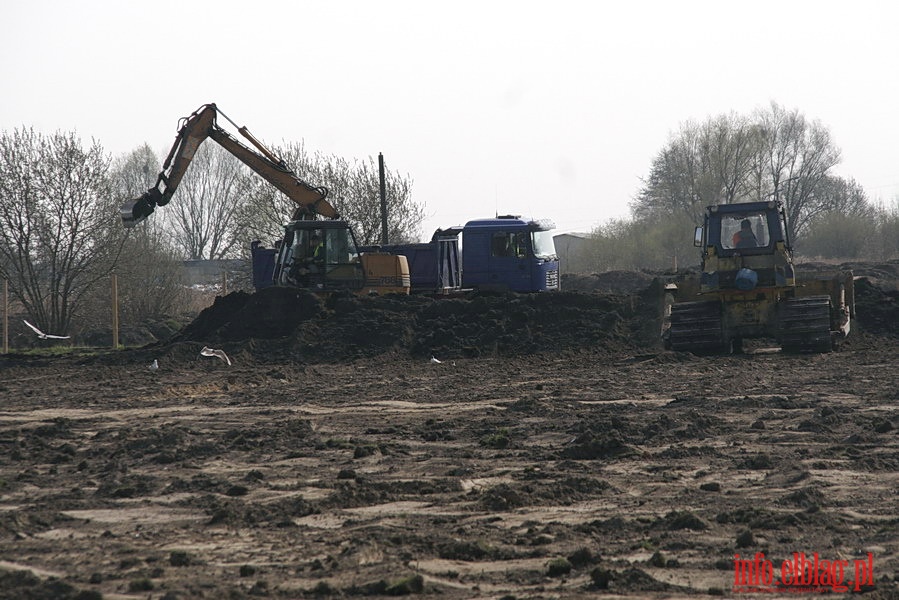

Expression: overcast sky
xmin=2 ymin=1 xmax=897 ymax=241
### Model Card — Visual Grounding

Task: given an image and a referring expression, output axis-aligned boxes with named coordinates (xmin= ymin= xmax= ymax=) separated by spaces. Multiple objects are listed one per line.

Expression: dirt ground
xmin=1 ymin=262 xmax=898 ymax=599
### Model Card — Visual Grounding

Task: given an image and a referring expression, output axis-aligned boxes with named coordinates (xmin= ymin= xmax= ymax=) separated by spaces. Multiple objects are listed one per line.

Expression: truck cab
xmin=461 ymin=216 xmax=559 ymax=292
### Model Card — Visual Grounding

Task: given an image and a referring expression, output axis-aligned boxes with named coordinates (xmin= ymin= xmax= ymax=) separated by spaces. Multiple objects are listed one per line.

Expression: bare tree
xmin=633 ymin=115 xmax=755 ymax=222
xmin=637 ymin=104 xmax=843 ymax=244
xmin=163 ymin=143 xmax=250 ymax=259
xmin=633 ymin=121 xmax=713 ymax=222
xmin=0 ymin=128 xmax=120 ymax=336
xmin=751 ymin=102 xmax=842 ymax=240
xmin=338 ymin=154 xmax=422 ymax=245
xmin=796 ymin=175 xmax=877 ymax=259
xmin=237 ymin=141 xmax=423 ymax=248
xmin=706 ymin=113 xmax=756 ymax=204
xmin=581 ymin=210 xmax=697 ymax=272
xmin=812 ymin=176 xmax=873 ymax=218
xmin=111 ymin=142 xmax=160 ymax=199
xmin=107 ymin=145 xmax=188 ymax=322
xmin=875 ymin=199 xmax=899 ymax=260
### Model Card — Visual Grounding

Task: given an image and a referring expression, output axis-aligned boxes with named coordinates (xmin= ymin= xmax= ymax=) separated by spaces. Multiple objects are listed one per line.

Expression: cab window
xmin=720 ymin=213 xmax=769 ymax=250
xmin=491 ymin=232 xmax=525 ymax=258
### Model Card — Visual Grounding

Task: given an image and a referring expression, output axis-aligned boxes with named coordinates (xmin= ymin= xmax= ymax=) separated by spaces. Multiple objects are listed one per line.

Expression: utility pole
xmin=2 ymin=280 xmax=7 ymax=354
xmin=111 ymin=274 xmax=119 ymax=349
xmin=379 ymin=152 xmax=388 ymax=245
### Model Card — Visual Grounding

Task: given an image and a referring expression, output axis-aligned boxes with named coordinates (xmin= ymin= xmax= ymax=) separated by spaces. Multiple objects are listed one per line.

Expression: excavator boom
xmin=120 ymin=103 xmax=336 ymax=227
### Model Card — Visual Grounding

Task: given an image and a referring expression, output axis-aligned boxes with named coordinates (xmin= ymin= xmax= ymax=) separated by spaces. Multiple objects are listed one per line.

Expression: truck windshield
xmin=531 ymin=230 xmax=557 ymax=259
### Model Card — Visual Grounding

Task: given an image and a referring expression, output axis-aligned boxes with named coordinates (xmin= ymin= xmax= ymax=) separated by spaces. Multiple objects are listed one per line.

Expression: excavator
xmin=662 ymin=200 xmax=854 ymax=353
xmin=120 ymin=103 xmax=409 ymax=296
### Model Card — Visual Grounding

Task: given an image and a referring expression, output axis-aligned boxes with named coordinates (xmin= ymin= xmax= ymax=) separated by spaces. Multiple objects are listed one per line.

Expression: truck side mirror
xmin=693 ymin=226 xmax=703 ymax=247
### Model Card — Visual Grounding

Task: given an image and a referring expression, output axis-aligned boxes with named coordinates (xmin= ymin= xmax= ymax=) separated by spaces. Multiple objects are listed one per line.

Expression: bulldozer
xmin=662 ymin=200 xmax=854 ymax=353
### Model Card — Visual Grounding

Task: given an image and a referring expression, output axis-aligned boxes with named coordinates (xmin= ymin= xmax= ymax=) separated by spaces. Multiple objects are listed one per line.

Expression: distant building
xmin=553 ymin=233 xmax=589 ymax=274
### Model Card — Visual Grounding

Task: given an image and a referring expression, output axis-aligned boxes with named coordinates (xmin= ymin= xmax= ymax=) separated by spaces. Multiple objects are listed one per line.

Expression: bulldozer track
xmin=779 ymin=295 xmax=833 ymax=353
xmin=667 ymin=300 xmax=727 ymax=353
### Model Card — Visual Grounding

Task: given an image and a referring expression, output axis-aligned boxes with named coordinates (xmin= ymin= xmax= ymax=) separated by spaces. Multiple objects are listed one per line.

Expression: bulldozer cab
xmin=698 ymin=202 xmax=787 ymax=258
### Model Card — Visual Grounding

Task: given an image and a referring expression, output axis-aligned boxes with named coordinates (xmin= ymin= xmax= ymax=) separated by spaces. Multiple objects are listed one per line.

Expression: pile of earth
xmin=561 ymin=270 xmax=660 ymax=294
xmin=852 ymin=277 xmax=899 ymax=336
xmin=163 ymin=285 xmax=664 ymax=364
xmin=132 ymin=260 xmax=899 ymax=366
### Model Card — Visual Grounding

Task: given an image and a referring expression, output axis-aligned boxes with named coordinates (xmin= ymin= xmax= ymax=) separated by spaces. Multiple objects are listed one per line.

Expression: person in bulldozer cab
xmin=732 ymin=219 xmax=758 ymax=249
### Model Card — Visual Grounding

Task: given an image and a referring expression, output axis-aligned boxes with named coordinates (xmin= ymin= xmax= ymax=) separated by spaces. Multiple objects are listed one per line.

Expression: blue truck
xmin=362 ymin=215 xmax=560 ymax=294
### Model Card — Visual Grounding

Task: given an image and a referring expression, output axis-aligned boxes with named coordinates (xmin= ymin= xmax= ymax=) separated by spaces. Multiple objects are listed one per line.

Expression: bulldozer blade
xmin=795 ymin=270 xmax=854 ymax=313
xmin=794 ymin=269 xmax=854 ymax=339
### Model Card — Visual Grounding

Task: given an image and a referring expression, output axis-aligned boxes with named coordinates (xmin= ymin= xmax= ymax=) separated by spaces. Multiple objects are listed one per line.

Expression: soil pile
xmin=561 ymin=270 xmax=659 ymax=294
xmin=853 ymin=277 xmax=899 ymax=336
xmin=170 ymin=286 xmax=660 ymax=362
xmin=162 ymin=264 xmax=899 ymax=365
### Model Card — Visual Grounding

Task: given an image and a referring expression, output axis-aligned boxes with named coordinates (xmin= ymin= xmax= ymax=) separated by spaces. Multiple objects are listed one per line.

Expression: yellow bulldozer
xmin=662 ymin=200 xmax=854 ymax=353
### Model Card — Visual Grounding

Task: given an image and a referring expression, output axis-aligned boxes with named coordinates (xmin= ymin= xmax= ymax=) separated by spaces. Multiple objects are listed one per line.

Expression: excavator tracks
xmin=667 ymin=300 xmax=728 ymax=353
xmin=778 ymin=296 xmax=833 ymax=353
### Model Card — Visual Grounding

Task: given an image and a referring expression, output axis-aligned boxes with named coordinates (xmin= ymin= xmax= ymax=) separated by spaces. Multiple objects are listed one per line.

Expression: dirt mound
xmin=167 ymin=286 xmax=658 ymax=363
xmin=854 ymin=277 xmax=899 ymax=336
xmin=562 ymin=270 xmax=660 ymax=294
xmin=798 ymin=259 xmax=899 ymax=287
xmin=155 ymin=265 xmax=899 ymax=365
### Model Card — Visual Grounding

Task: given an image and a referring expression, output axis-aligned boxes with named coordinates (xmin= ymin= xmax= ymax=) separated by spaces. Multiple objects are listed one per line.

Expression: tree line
xmin=2 ymin=103 xmax=895 ymax=341
xmin=565 ymin=102 xmax=899 ymax=274
xmin=0 ymin=128 xmax=422 ymax=340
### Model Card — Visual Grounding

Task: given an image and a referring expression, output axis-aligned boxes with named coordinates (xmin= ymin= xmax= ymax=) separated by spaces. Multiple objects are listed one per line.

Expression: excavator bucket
xmin=120 ymin=189 xmax=163 ymax=228
xmin=120 ymin=198 xmax=148 ymax=228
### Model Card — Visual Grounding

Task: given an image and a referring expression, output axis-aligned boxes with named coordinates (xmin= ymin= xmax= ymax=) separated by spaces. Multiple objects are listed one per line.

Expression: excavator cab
xmin=270 ymin=220 xmax=410 ymax=295
xmin=275 ymin=221 xmax=361 ymax=289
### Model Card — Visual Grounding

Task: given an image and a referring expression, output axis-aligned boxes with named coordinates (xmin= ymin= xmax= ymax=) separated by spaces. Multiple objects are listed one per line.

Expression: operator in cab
xmin=307 ymin=233 xmax=324 ymax=270
xmin=733 ymin=219 xmax=758 ymax=249
xmin=291 ymin=232 xmax=325 ymax=286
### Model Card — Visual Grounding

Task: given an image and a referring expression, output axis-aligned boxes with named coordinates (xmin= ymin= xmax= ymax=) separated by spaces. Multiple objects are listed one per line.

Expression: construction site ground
xmin=1 ymin=261 xmax=898 ymax=599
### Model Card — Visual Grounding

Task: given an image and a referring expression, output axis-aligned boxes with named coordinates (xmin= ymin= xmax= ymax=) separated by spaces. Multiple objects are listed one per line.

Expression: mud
xmin=0 ymin=262 xmax=897 ymax=598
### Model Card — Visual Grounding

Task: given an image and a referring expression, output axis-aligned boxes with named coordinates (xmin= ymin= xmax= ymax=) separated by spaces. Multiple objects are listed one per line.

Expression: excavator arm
xmin=120 ymin=103 xmax=336 ymax=227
